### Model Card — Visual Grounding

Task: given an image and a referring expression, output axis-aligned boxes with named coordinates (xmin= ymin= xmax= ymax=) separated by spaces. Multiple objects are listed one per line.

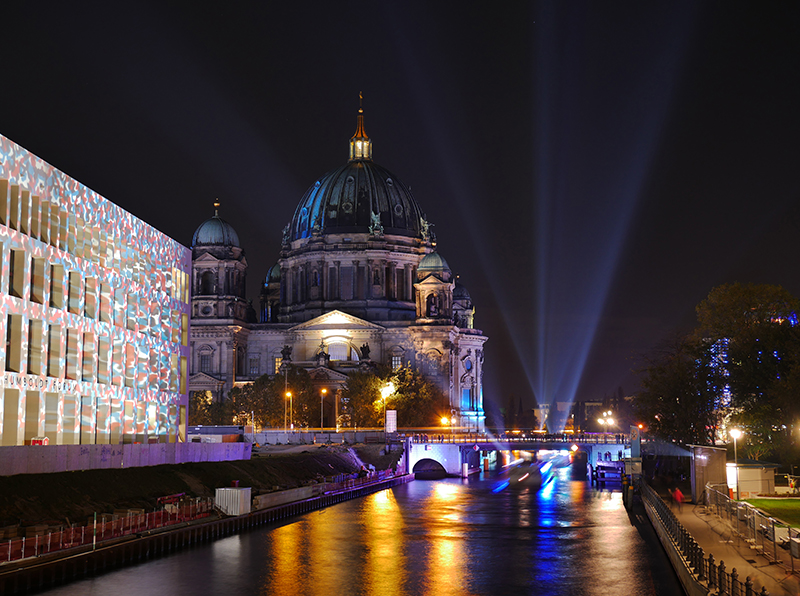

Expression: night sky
xmin=1 ymin=2 xmax=799 ymax=422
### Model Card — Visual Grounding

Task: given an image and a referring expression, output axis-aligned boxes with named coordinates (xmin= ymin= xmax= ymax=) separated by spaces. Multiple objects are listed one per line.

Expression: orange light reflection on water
xmin=421 ymin=482 xmax=475 ymax=596
xmin=264 ymin=521 xmax=304 ymax=596
xmin=361 ymin=489 xmax=406 ymax=596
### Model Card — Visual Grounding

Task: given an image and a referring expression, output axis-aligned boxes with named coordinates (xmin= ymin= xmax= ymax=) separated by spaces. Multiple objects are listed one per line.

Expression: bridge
xmin=400 ymin=433 xmax=630 ymax=478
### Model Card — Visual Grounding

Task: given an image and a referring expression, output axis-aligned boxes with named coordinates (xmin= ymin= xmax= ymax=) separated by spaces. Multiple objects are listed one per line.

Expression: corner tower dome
xmin=192 ymin=200 xmax=240 ymax=248
xmin=288 ymin=105 xmax=429 ymax=242
xmin=418 ymin=251 xmax=452 ymax=281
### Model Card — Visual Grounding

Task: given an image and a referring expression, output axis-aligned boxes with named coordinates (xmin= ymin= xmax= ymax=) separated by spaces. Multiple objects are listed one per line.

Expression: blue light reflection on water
xmin=40 ymin=470 xmax=680 ymax=596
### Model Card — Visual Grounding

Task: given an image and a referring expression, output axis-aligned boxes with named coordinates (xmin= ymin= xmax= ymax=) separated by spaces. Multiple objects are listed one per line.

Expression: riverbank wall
xmin=0 ymin=473 xmax=413 ymax=595
xmin=0 ymin=443 xmax=252 ymax=476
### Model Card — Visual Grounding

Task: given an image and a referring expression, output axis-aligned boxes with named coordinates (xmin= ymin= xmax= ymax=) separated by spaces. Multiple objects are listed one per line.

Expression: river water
xmin=43 ymin=466 xmax=683 ymax=596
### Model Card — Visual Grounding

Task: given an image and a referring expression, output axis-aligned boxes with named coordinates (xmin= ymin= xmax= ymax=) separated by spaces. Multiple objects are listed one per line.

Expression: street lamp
xmin=730 ymin=428 xmax=742 ymax=499
xmin=441 ymin=416 xmax=451 ymax=442
xmin=286 ymin=391 xmax=293 ymax=431
xmin=597 ymin=411 xmax=615 ymax=432
xmin=321 ymin=388 xmax=327 ymax=431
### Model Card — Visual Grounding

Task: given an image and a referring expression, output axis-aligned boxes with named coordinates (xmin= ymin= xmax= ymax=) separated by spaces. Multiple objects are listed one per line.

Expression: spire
xmin=349 ymin=92 xmax=373 ymax=162
xmin=213 ymin=199 xmax=220 ymax=217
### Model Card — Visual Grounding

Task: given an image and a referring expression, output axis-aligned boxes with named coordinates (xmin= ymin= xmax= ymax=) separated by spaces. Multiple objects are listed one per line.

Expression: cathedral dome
xmin=418 ymin=251 xmax=451 ymax=276
xmin=192 ymin=201 xmax=240 ymax=248
xmin=288 ymin=107 xmax=428 ymax=242
xmin=266 ymin=263 xmax=281 ymax=283
xmin=453 ymin=280 xmax=471 ymax=300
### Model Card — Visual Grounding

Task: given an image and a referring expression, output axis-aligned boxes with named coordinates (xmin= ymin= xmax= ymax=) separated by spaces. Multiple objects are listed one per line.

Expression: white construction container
xmin=215 ymin=487 xmax=252 ymax=516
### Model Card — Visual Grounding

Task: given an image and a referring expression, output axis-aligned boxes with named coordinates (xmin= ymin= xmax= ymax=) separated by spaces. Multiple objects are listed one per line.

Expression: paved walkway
xmin=673 ymin=502 xmax=800 ymax=596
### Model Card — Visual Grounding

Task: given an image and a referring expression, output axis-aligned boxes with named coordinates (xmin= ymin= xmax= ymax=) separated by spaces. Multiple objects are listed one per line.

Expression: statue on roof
xmin=369 ymin=211 xmax=384 ymax=236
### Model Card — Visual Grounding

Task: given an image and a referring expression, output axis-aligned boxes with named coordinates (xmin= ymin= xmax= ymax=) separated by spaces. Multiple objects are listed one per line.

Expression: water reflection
xmin=361 ymin=490 xmax=406 ymax=596
xmin=40 ymin=470 xmax=682 ymax=596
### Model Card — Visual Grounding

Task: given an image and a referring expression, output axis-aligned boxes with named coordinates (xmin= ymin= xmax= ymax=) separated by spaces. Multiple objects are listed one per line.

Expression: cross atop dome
xmin=349 ymin=92 xmax=373 ymax=162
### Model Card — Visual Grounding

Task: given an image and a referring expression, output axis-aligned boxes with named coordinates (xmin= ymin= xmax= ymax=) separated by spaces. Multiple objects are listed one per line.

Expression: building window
xmin=9 ymin=250 xmax=25 ymax=298
xmin=392 ymin=355 xmax=402 ymax=370
xmin=274 ymin=357 xmax=283 ymax=374
xmin=249 ymin=357 xmax=259 ymax=376
xmin=200 ymin=354 xmax=211 ymax=373
xmin=30 ymin=257 xmax=46 ymax=304
xmin=329 ymin=343 xmax=348 ymax=361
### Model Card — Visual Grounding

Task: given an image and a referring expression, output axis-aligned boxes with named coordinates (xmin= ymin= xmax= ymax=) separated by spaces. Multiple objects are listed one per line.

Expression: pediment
xmin=414 ymin=277 xmax=455 ymax=289
xmin=307 ymin=366 xmax=350 ymax=381
xmin=188 ymin=372 xmax=223 ymax=385
xmin=194 ymin=253 xmax=221 ymax=265
xmin=290 ymin=310 xmax=385 ymax=332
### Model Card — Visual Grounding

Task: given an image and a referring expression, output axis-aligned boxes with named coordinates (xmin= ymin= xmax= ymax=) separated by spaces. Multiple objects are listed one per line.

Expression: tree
xmin=189 ymin=391 xmax=234 ymax=426
xmin=340 ymin=369 xmax=385 ymax=428
xmin=637 ymin=283 xmax=800 ymax=456
xmin=229 ymin=374 xmax=285 ymax=428
xmin=340 ymin=365 xmax=446 ymax=429
xmin=635 ymin=335 xmax=719 ymax=446
xmin=389 ymin=366 xmax=446 ymax=427
xmin=693 ymin=283 xmax=800 ymax=343
xmin=227 ymin=365 xmax=316 ymax=429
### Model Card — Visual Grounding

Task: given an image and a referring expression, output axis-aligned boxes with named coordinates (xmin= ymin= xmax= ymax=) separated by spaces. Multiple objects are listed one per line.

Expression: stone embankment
xmin=0 ymin=443 xmax=405 ymax=594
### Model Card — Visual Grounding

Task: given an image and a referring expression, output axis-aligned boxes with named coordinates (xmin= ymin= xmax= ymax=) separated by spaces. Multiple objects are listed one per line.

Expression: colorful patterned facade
xmin=0 ymin=134 xmax=191 ymax=446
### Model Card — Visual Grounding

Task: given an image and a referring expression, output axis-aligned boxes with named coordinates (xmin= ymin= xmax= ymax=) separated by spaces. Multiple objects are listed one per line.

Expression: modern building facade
xmin=0 ymin=133 xmax=191 ymax=447
xmin=189 ymin=108 xmax=488 ymax=430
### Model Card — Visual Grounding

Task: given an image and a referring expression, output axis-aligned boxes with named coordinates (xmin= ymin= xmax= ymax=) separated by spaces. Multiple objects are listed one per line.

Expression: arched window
xmin=328 ymin=342 xmax=349 ymax=362
xmin=426 ymin=293 xmax=438 ymax=317
xmin=199 ymin=345 xmax=214 ymax=373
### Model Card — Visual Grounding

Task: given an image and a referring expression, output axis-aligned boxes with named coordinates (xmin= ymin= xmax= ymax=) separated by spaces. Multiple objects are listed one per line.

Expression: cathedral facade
xmin=188 ymin=108 xmax=487 ymax=430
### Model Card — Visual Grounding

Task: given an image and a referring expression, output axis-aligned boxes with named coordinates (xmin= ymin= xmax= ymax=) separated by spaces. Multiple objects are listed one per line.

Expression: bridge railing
xmin=405 ymin=432 xmax=628 ymax=445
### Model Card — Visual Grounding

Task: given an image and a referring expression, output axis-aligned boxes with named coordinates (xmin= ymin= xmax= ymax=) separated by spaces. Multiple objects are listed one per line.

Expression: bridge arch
xmin=412 ymin=458 xmax=447 ymax=479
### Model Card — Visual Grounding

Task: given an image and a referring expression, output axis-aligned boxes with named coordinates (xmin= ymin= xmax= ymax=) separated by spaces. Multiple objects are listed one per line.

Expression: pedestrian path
xmin=674 ymin=502 xmax=800 ymax=596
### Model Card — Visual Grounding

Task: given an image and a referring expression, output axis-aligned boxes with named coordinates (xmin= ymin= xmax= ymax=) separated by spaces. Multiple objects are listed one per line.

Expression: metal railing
xmin=705 ymin=484 xmax=799 ymax=574
xmin=641 ymin=481 xmax=770 ymax=595
xmin=0 ymin=498 xmax=213 ymax=564
xmin=407 ymin=432 xmax=628 ymax=445
xmin=322 ymin=469 xmax=397 ymax=493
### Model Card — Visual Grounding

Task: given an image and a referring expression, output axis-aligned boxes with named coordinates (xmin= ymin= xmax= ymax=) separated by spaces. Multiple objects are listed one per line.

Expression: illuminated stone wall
xmin=0 ymin=133 xmax=191 ymax=447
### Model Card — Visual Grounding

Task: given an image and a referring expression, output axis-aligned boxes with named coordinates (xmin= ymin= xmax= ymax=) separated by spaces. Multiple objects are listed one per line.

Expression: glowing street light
xmin=320 ymin=388 xmax=327 ymax=431
xmin=380 ymin=382 xmax=395 ymax=438
xmin=597 ymin=411 xmax=615 ymax=430
xmin=730 ymin=428 xmax=742 ymax=499
xmin=441 ymin=416 xmax=452 ymax=441
xmin=286 ymin=392 xmax=293 ymax=431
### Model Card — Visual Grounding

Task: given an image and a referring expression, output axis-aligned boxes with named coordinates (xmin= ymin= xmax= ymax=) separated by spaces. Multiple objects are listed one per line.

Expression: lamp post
xmin=441 ymin=416 xmax=450 ymax=442
xmin=283 ymin=363 xmax=289 ymax=433
xmin=321 ymin=388 xmax=327 ymax=431
xmin=380 ymin=382 xmax=394 ymax=440
xmin=730 ymin=428 xmax=742 ymax=499
xmin=287 ymin=391 xmax=293 ymax=431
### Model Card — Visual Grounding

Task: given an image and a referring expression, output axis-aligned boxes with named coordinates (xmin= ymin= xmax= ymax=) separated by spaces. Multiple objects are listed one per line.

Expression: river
xmin=41 ymin=465 xmax=683 ymax=596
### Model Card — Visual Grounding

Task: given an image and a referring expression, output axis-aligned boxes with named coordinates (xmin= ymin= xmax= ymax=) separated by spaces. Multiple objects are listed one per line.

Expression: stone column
xmin=353 ymin=260 xmax=360 ymax=300
xmin=318 ymin=260 xmax=327 ymax=300
xmin=388 ymin=262 xmax=396 ymax=300
xmin=334 ymin=261 xmax=341 ymax=300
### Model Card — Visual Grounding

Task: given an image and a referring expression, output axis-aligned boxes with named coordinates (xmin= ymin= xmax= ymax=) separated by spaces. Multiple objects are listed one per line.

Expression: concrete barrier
xmin=0 ymin=443 xmax=252 ymax=476
xmin=253 ymin=486 xmax=316 ymax=510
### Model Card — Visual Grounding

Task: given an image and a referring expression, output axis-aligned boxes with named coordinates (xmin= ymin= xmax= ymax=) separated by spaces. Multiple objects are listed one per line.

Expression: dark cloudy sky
xmin=1 ymin=1 xmax=799 ymax=420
